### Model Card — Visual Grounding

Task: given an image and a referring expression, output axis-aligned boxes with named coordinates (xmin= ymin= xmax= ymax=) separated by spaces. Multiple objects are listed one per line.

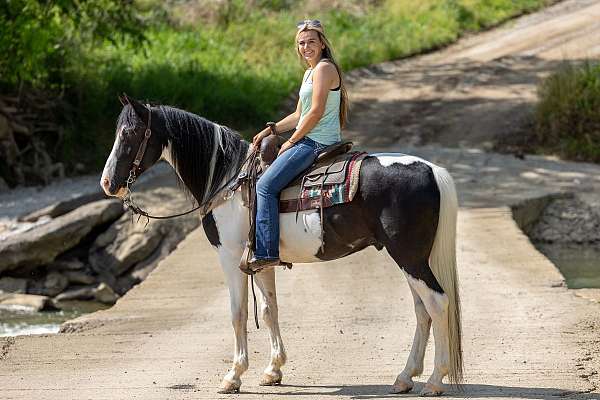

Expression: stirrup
xmin=239 ymin=246 xmax=280 ymax=275
xmin=246 ymin=257 xmax=281 ymax=274
xmin=239 ymin=246 xmax=255 ymax=275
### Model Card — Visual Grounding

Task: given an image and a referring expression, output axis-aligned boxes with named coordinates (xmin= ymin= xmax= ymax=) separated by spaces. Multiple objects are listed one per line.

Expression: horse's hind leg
xmin=254 ymin=268 xmax=287 ymax=386
xmin=405 ymin=272 xmax=450 ymax=396
xmin=391 ymin=282 xmax=431 ymax=394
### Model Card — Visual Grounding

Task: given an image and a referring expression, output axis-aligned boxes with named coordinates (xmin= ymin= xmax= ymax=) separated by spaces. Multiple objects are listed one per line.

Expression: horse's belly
xmin=279 ymin=210 xmax=322 ymax=263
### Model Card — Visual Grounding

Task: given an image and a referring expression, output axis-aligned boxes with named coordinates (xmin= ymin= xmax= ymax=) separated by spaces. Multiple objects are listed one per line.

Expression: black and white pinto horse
xmin=101 ymin=96 xmax=463 ymax=396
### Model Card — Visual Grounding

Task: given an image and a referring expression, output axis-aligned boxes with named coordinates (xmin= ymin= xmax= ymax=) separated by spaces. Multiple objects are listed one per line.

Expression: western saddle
xmin=235 ymin=133 xmax=360 ymax=274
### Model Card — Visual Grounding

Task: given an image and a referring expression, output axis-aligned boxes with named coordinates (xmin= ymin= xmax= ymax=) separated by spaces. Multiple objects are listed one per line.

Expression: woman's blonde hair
xmin=295 ymin=23 xmax=349 ymax=128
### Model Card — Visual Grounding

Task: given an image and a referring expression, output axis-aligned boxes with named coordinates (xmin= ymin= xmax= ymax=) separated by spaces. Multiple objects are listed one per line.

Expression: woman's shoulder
xmin=313 ymin=60 xmax=338 ymax=77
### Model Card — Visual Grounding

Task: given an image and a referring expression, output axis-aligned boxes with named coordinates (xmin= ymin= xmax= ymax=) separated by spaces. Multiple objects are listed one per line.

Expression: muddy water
xmin=0 ymin=301 xmax=108 ymax=337
xmin=535 ymin=243 xmax=600 ymax=289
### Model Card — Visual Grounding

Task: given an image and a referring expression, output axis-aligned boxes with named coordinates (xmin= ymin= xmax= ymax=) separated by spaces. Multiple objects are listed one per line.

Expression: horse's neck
xmin=160 ymin=127 xmax=250 ymax=207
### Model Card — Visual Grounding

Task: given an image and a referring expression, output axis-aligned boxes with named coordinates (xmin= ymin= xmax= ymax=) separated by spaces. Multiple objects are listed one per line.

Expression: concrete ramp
xmin=1 ymin=207 xmax=598 ymax=398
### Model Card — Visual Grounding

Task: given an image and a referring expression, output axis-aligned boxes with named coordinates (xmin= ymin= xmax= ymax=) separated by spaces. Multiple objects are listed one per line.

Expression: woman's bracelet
xmin=287 ymin=138 xmax=297 ymax=145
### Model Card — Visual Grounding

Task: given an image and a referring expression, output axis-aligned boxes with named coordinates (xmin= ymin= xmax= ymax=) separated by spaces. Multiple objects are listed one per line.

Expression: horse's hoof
xmin=419 ymin=382 xmax=445 ymax=397
xmin=390 ymin=380 xmax=413 ymax=394
xmin=390 ymin=376 xmax=415 ymax=394
xmin=259 ymin=371 xmax=282 ymax=386
xmin=218 ymin=379 xmax=241 ymax=394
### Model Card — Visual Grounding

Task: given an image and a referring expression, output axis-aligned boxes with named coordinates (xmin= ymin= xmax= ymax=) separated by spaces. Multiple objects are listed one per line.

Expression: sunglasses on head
xmin=297 ymin=19 xmax=322 ymax=29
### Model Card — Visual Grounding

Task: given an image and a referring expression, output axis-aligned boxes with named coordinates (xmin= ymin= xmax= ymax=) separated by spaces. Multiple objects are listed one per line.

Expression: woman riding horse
xmin=248 ymin=19 xmax=349 ymax=272
xmin=100 ymin=20 xmax=463 ymax=398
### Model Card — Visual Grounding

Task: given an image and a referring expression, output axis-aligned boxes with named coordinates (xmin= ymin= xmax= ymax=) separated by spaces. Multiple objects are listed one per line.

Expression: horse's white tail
xmin=429 ymin=166 xmax=463 ymax=385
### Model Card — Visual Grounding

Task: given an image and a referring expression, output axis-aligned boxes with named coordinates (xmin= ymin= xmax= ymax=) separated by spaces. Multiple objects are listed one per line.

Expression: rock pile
xmin=0 ymin=180 xmax=200 ymax=311
xmin=529 ymin=197 xmax=600 ymax=244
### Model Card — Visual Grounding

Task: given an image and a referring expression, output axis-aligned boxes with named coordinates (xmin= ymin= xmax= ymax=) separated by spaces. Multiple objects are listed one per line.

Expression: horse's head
xmin=101 ymin=95 xmax=165 ymax=198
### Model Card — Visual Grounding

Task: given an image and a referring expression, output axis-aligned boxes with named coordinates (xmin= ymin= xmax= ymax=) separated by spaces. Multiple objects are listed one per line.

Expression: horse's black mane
xmin=120 ymin=104 xmax=249 ymax=205
xmin=160 ymin=105 xmax=249 ymax=204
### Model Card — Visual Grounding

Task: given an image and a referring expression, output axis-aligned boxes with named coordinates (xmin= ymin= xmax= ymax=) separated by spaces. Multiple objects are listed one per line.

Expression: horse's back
xmin=359 ymin=153 xmax=441 ymax=205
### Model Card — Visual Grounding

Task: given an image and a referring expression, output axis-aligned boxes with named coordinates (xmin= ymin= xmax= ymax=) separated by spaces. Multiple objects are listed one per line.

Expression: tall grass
xmin=52 ymin=0 xmax=553 ymax=168
xmin=535 ymin=61 xmax=600 ymax=162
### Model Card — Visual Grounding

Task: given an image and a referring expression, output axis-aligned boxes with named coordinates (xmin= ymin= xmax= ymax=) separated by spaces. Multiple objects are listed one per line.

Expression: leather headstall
xmin=127 ymin=105 xmax=152 ymax=185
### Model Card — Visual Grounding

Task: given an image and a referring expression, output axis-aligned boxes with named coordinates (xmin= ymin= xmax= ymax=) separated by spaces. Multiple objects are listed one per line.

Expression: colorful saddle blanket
xmin=279 ymin=151 xmax=367 ymax=213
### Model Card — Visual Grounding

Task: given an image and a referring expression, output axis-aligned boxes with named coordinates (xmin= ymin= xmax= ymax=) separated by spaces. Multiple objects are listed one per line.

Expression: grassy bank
xmin=3 ymin=0 xmax=554 ymax=171
xmin=535 ymin=61 xmax=600 ymax=162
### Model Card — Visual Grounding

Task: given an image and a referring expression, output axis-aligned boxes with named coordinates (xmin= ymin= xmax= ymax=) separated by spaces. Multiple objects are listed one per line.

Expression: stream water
xmin=535 ymin=243 xmax=600 ymax=289
xmin=0 ymin=301 xmax=108 ymax=337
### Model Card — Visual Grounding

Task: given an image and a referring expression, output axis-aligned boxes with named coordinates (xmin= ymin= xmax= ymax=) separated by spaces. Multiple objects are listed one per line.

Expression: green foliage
xmin=1 ymin=0 xmax=552 ymax=171
xmin=452 ymin=0 xmax=552 ymax=30
xmin=535 ymin=61 xmax=600 ymax=162
xmin=0 ymin=0 xmax=148 ymax=88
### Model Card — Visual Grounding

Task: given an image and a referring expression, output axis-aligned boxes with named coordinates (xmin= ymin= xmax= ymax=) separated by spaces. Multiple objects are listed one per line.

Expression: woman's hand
xmin=252 ymin=130 xmax=270 ymax=147
xmin=278 ymin=139 xmax=295 ymax=156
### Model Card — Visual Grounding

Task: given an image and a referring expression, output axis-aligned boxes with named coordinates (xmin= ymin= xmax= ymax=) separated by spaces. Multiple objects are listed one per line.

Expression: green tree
xmin=0 ymin=0 xmax=146 ymax=89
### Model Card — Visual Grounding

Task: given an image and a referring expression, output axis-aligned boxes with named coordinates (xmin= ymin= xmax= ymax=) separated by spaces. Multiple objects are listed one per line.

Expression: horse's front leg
xmin=218 ymin=247 xmax=249 ymax=394
xmin=254 ymin=268 xmax=287 ymax=386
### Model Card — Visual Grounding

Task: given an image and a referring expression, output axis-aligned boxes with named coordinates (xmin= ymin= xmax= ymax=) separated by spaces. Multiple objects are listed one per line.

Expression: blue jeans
xmin=255 ymin=137 xmax=326 ymax=259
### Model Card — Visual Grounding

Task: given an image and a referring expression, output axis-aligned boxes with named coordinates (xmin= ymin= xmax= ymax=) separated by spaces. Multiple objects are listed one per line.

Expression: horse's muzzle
xmin=101 ymin=176 xmax=127 ymax=199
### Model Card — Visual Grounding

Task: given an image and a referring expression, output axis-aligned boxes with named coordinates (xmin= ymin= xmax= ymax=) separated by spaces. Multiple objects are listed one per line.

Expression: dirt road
xmin=344 ymin=0 xmax=600 ymax=149
xmin=2 ymin=1 xmax=600 ymax=398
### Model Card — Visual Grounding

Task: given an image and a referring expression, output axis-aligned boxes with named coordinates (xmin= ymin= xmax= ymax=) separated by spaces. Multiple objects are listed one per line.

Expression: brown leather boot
xmin=240 ymin=257 xmax=281 ymax=275
xmin=239 ymin=245 xmax=280 ymax=274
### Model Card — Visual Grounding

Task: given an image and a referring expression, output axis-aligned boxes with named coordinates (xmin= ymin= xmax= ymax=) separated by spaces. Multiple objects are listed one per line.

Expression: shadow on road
xmin=245 ymin=382 xmax=597 ymax=399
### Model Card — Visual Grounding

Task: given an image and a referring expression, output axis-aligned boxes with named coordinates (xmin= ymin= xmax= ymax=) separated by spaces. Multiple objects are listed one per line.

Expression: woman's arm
xmin=252 ymin=100 xmax=302 ymax=146
xmin=288 ymin=62 xmax=337 ymax=144
xmin=275 ymin=99 xmax=302 ymax=132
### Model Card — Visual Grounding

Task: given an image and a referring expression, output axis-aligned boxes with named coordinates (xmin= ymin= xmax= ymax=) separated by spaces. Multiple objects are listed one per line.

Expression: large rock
xmin=27 ymin=271 xmax=69 ymax=297
xmin=93 ymin=283 xmax=119 ymax=304
xmin=53 ymin=285 xmax=96 ymax=302
xmin=0 ymin=199 xmax=124 ymax=273
xmin=0 ymin=293 xmax=54 ymax=311
xmin=42 ymin=271 xmax=69 ymax=297
xmin=0 ymin=277 xmax=27 ymax=293
xmin=18 ymin=191 xmax=106 ymax=222
xmin=54 ymin=282 xmax=119 ymax=304
xmin=47 ymin=258 xmax=85 ymax=271
xmin=114 ymin=274 xmax=140 ymax=295
xmin=89 ymin=215 xmax=164 ymax=277
xmin=63 ymin=270 xmax=96 ymax=285
xmin=129 ymin=214 xmax=201 ymax=282
xmin=530 ymin=197 xmax=600 ymax=243
xmin=89 ymin=192 xmax=199 ymax=278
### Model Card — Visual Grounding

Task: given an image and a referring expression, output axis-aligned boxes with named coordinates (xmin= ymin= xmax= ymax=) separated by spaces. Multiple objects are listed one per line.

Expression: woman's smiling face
xmin=297 ymin=30 xmax=324 ymax=65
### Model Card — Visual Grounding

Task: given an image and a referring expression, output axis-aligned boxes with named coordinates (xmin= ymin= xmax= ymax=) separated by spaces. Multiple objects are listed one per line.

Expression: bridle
xmin=126 ymin=104 xmax=153 ymax=187
xmin=121 ymin=104 xmax=258 ymax=222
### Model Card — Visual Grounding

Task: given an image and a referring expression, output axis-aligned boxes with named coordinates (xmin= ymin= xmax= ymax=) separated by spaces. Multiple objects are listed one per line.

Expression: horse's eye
xmin=120 ymin=128 xmax=132 ymax=138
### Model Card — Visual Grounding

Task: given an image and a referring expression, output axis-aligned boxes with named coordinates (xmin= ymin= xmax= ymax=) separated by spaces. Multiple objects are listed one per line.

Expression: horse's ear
xmin=118 ymin=93 xmax=129 ymax=106
xmin=128 ymin=96 xmax=149 ymax=122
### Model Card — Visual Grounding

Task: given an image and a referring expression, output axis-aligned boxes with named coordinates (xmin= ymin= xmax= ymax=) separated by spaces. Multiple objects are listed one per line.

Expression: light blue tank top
xmin=296 ymin=65 xmax=342 ymax=145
